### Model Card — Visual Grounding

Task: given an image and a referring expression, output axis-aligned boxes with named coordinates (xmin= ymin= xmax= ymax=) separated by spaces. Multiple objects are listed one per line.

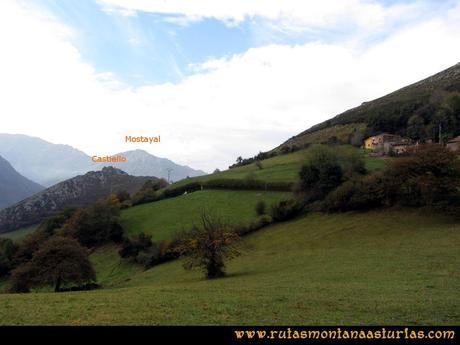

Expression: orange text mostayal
xmin=125 ymin=135 xmax=160 ymax=144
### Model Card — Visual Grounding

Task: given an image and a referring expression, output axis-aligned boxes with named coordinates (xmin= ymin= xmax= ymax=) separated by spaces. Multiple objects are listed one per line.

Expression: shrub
xmin=161 ymin=182 xmax=203 ymax=199
xmin=257 ymin=214 xmax=273 ymax=226
xmin=385 ymin=145 xmax=460 ymax=207
xmin=37 ymin=208 xmax=77 ymax=235
xmin=118 ymin=238 xmax=138 ymax=258
xmin=323 ymin=173 xmax=386 ymax=212
xmin=234 ymin=215 xmax=273 ymax=236
xmin=270 ymin=199 xmax=304 ymax=222
xmin=338 ymin=148 xmax=367 ymax=177
xmin=322 ymin=179 xmax=358 ymax=212
xmin=132 ymin=179 xmax=293 ymax=208
xmin=131 ymin=179 xmax=169 ymax=205
xmin=348 ymin=173 xmax=386 ymax=209
xmin=229 ymin=151 xmax=278 ymax=169
xmin=204 ymin=178 xmax=293 ymax=191
xmin=118 ymin=232 xmax=153 ymax=259
xmin=323 ymin=145 xmax=460 ymax=213
xmin=115 ymin=190 xmax=130 ymax=203
xmin=156 ymin=239 xmax=181 ymax=263
xmin=120 ymin=200 xmax=132 ymax=209
xmin=134 ymin=243 xmax=160 ymax=268
xmin=255 ymin=201 xmax=266 ymax=215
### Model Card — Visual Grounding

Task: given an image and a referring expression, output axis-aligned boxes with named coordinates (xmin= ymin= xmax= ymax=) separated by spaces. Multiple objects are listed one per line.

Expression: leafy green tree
xmin=12 ymin=208 xmax=78 ymax=268
xmin=299 ymin=145 xmax=343 ymax=200
xmin=9 ymin=236 xmax=96 ymax=292
xmin=407 ymin=114 xmax=426 ymax=140
xmin=350 ymin=130 xmax=364 ymax=147
xmin=0 ymin=238 xmax=16 ymax=277
xmin=64 ymin=198 xmax=122 ymax=247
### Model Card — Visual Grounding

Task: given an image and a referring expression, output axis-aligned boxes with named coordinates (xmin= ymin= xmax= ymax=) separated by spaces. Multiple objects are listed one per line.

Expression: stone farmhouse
xmin=364 ymin=133 xmax=412 ymax=155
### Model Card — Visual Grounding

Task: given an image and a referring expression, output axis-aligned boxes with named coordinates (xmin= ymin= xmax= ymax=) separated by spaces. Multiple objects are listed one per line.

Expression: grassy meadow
xmin=0 ymin=225 xmax=37 ymax=242
xmin=170 ymin=146 xmax=388 ymax=188
xmin=0 ymin=146 xmax=457 ymax=325
xmin=0 ymin=209 xmax=458 ymax=325
xmin=120 ymin=189 xmax=291 ymax=240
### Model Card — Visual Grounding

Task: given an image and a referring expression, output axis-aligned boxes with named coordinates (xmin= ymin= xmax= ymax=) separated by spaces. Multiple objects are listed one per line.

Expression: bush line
xmin=132 ymin=179 xmax=294 ymax=206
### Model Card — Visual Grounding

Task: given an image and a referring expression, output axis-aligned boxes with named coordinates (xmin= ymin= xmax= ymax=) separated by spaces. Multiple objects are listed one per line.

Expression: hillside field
xmin=120 ymin=189 xmax=291 ymax=240
xmin=0 ymin=225 xmax=37 ymax=241
xmin=0 ymin=209 xmax=458 ymax=325
xmin=0 ymin=145 xmax=455 ymax=325
xmin=170 ymin=146 xmax=389 ymax=188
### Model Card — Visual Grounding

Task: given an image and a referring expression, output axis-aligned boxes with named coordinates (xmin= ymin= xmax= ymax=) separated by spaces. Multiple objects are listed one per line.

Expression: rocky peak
xmin=101 ymin=166 xmax=128 ymax=175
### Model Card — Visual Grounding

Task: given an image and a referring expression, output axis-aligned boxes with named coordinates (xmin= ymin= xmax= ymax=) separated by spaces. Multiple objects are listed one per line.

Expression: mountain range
xmin=108 ymin=149 xmax=206 ymax=183
xmin=0 ymin=155 xmax=44 ymax=209
xmin=0 ymin=167 xmax=158 ymax=233
xmin=0 ymin=134 xmax=205 ymax=186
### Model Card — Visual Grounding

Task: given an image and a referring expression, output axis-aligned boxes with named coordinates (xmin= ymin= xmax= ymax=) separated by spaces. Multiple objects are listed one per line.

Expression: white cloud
xmin=1 ymin=0 xmax=460 ymax=173
xmin=98 ymin=0 xmax=433 ymax=33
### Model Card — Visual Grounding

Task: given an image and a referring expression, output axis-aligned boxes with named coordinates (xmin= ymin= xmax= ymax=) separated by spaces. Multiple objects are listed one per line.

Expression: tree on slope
xmin=177 ymin=212 xmax=240 ymax=279
xmin=9 ymin=236 xmax=95 ymax=292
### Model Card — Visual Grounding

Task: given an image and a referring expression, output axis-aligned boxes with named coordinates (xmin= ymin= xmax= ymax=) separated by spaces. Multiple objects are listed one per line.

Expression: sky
xmin=0 ymin=0 xmax=460 ymax=172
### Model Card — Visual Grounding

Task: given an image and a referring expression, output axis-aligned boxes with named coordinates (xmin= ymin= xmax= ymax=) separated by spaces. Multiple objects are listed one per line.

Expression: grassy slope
xmin=90 ymin=245 xmax=143 ymax=288
xmin=283 ymin=63 xmax=460 ymax=148
xmin=0 ymin=145 xmax=388 ymax=242
xmin=171 ymin=146 xmax=388 ymax=188
xmin=273 ymin=123 xmax=366 ymax=152
xmin=172 ymin=149 xmax=309 ymax=186
xmin=0 ymin=209 xmax=458 ymax=325
xmin=120 ymin=190 xmax=291 ymax=240
xmin=0 ymin=225 xmax=37 ymax=241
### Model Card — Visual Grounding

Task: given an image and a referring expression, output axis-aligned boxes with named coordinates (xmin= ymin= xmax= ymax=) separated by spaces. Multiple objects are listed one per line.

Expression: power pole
xmin=439 ymin=123 xmax=442 ymax=144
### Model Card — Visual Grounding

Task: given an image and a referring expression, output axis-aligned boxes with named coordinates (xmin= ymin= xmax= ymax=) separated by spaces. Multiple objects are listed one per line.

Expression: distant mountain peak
xmin=108 ymin=150 xmax=206 ymax=182
xmin=0 ymin=168 xmax=160 ymax=233
xmin=101 ymin=166 xmax=128 ymax=175
xmin=0 ymin=155 xmax=44 ymax=210
xmin=0 ymin=134 xmax=206 ymax=186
